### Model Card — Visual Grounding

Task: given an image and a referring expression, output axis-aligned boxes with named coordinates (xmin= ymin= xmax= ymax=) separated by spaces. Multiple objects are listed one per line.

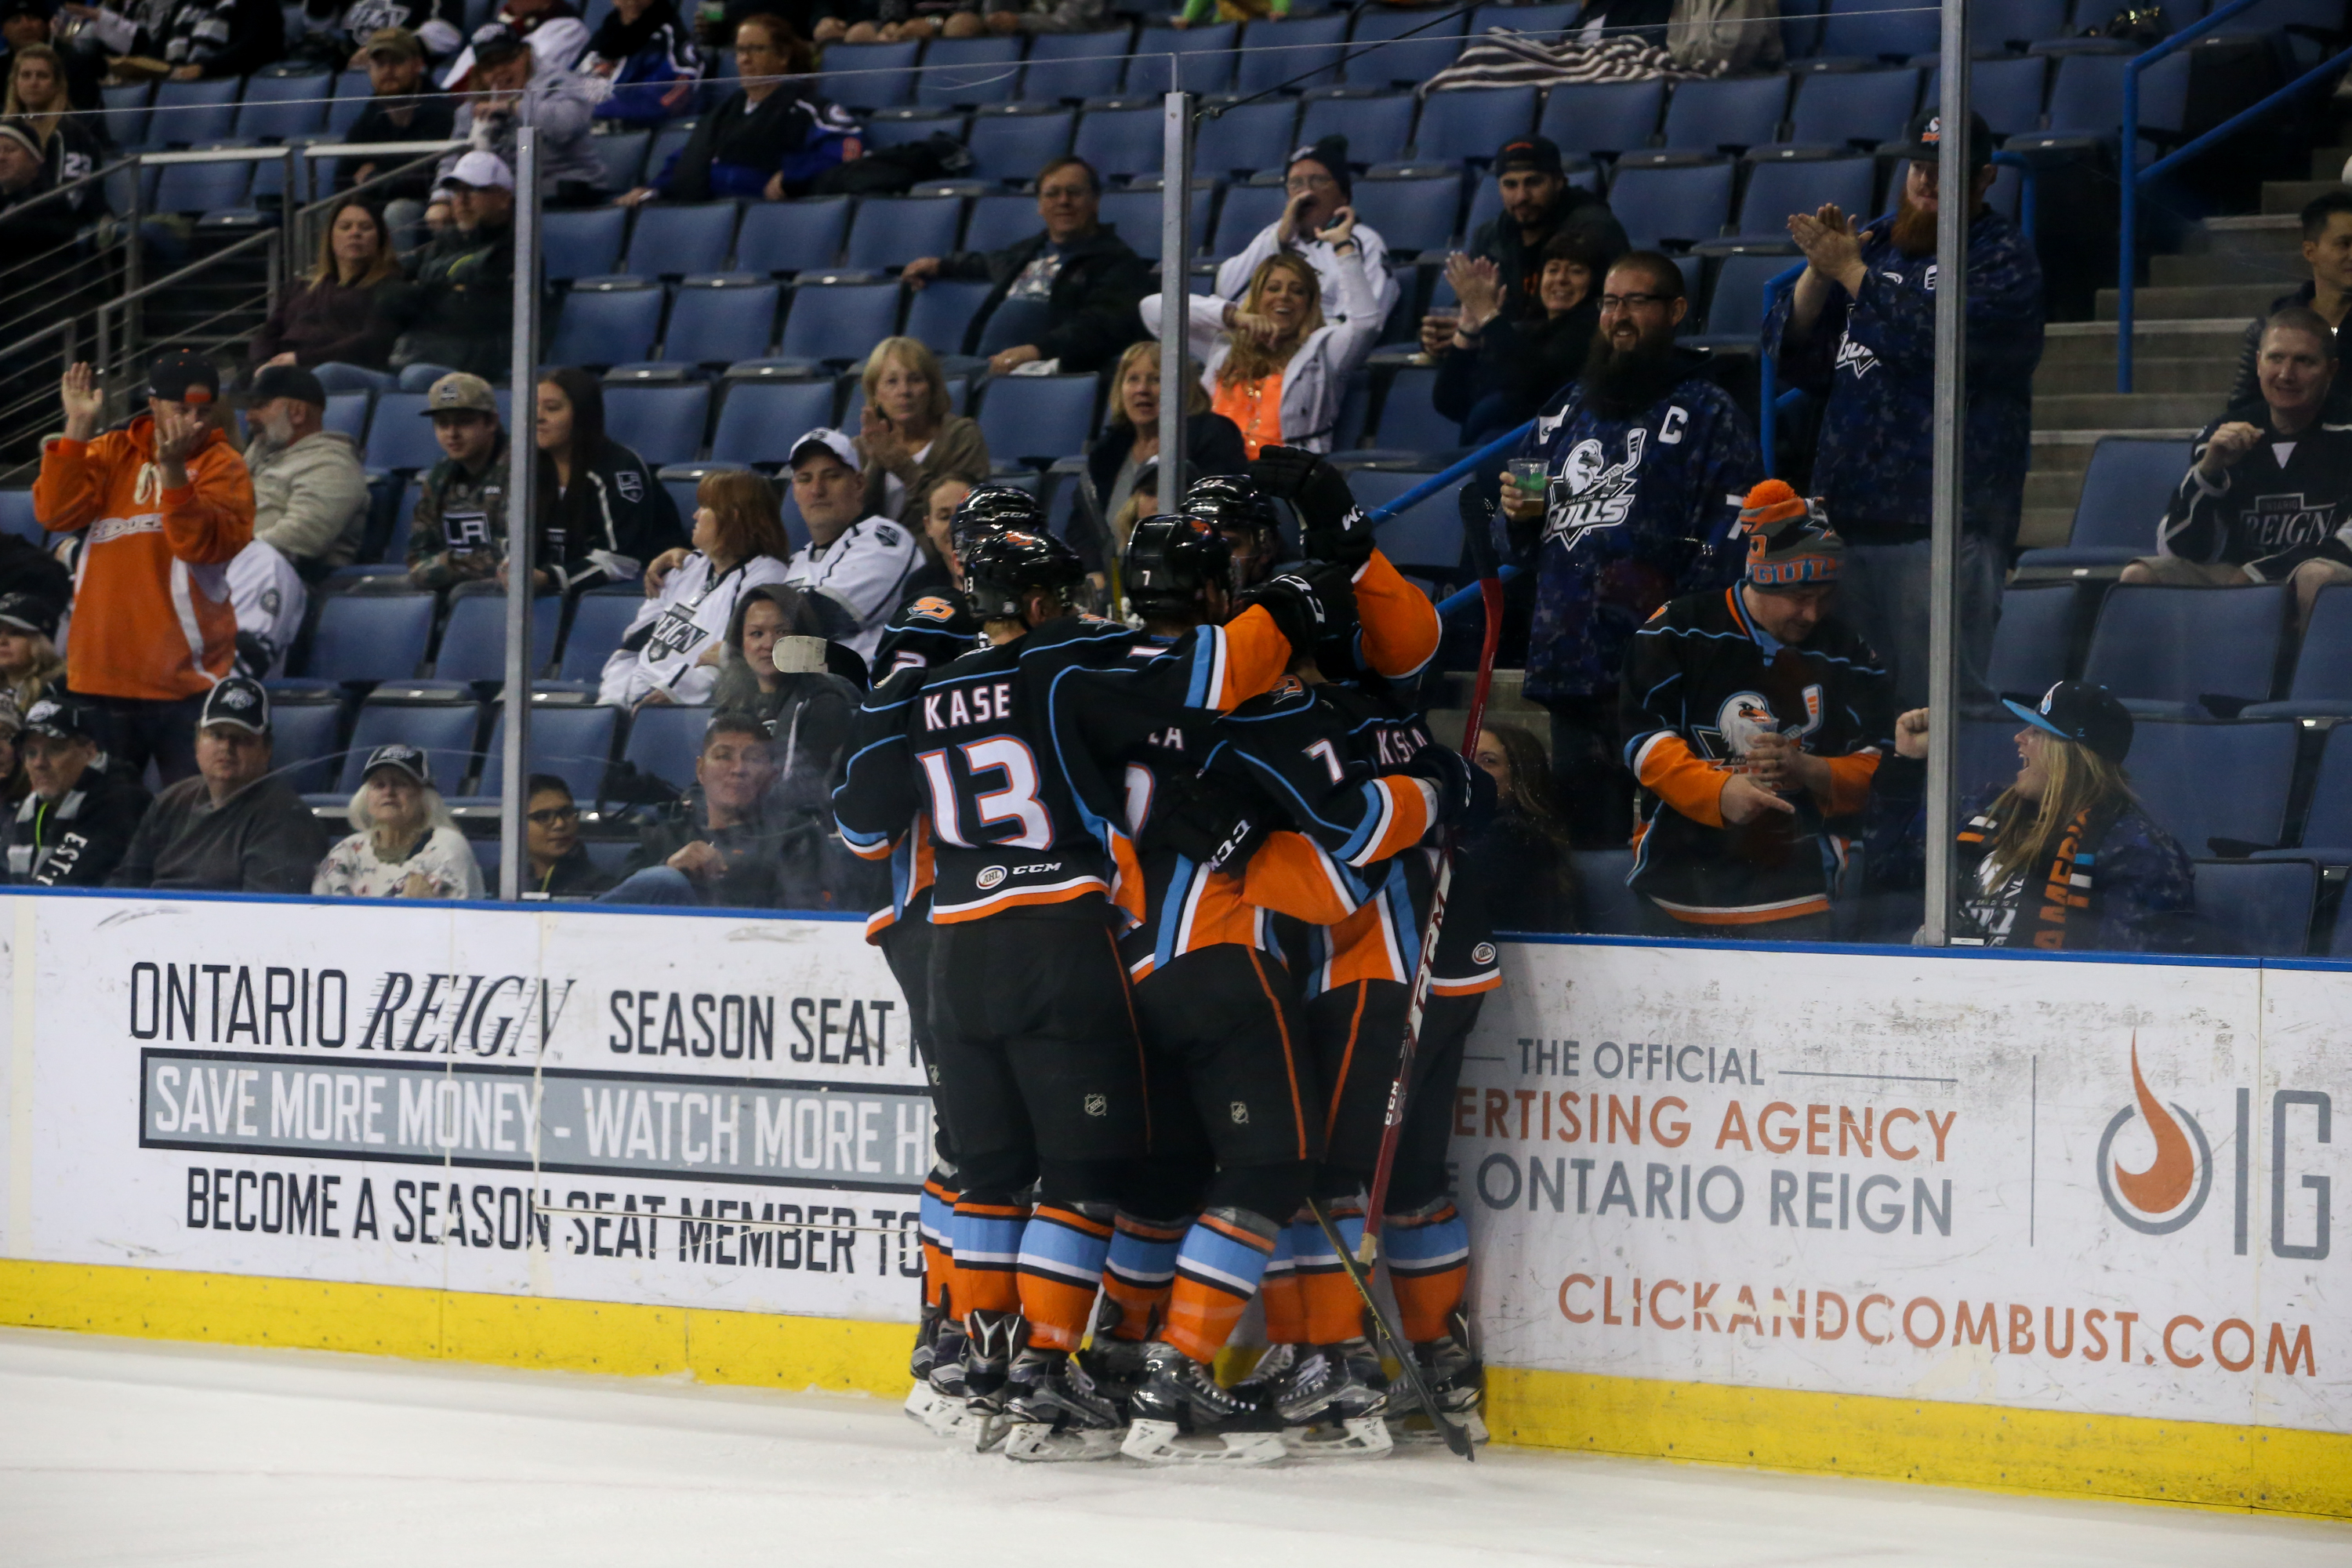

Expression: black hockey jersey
xmin=2157 ymin=416 xmax=2352 ymax=570
xmin=869 ymin=590 xmax=980 ymax=683
xmin=1620 ymin=585 xmax=1894 ymax=926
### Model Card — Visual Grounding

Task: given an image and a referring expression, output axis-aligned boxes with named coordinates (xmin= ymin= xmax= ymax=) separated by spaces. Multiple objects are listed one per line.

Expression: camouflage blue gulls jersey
xmin=1762 ymin=208 xmax=2043 ymax=546
xmin=1509 ymin=359 xmax=1757 ymax=705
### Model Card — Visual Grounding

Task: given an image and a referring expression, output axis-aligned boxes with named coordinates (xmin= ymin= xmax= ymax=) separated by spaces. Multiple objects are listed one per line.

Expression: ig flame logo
xmin=2096 ymin=1037 xmax=2213 ymax=1235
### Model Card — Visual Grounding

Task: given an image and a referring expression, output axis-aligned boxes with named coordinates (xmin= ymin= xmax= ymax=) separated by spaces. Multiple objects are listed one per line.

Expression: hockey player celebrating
xmin=1619 ymin=479 xmax=1895 ymax=939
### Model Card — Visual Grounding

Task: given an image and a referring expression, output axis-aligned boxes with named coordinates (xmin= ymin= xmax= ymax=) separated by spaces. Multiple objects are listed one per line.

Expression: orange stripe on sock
xmin=1392 ymin=1265 xmax=1466 ymax=1345
xmin=1260 ymin=1271 xmax=1306 ymax=1345
xmin=1247 ymin=947 xmax=1311 ymax=1160
xmin=1302 ymin=1269 xmax=1363 ymax=1346
xmin=1018 ymin=1275 xmax=1099 ymax=1352
xmin=1163 ymin=1275 xmax=1254 ymax=1365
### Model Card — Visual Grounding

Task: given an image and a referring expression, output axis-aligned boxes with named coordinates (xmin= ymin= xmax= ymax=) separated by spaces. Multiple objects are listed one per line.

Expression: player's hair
xmin=1980 ymin=735 xmax=2137 ymax=892
xmin=860 ymin=336 xmax=952 ymax=428
xmin=2300 ymin=187 xmax=2352 ymax=241
xmin=2263 ymin=305 xmax=2339 ymax=360
xmin=1220 ymin=253 xmax=1324 ymax=389
xmin=1036 ymin=155 xmax=1100 ymax=195
xmin=1604 ymin=249 xmax=1686 ymax=303
xmin=696 ymin=470 xmax=793 ymax=565
xmin=1109 ymin=339 xmax=1210 ymax=430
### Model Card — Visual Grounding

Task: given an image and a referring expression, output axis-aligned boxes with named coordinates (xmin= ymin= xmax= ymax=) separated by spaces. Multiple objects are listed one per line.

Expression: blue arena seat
xmin=303 ymin=592 xmax=437 ymax=682
xmin=1606 ymin=160 xmax=1735 ymax=250
xmin=1343 ymin=5 xmax=1465 ymax=87
xmin=1098 ymin=182 xmax=1212 ymax=260
xmin=619 ymin=701 xmax=717 ymax=797
xmin=778 ymin=278 xmax=903 ymax=365
xmin=1129 ymin=23 xmax=1239 ymax=94
xmin=1352 ymin=172 xmax=1463 ymax=255
xmin=266 ymin=697 xmax=345 ymax=794
xmin=234 ymin=69 xmax=332 ymax=140
xmin=1346 ymin=470 xmax=1465 ymax=583
xmin=734 ymin=196 xmax=850 ymax=274
xmin=1693 ymin=249 xmax=1796 ymax=341
xmin=1211 ymin=180 xmax=1291 ymax=255
xmin=710 ymin=376 xmax=839 ymax=465
xmin=645 ymin=120 xmax=698 ymax=185
xmin=2014 ymin=437 xmax=2190 ymax=571
xmin=1233 ymin=12 xmax=1348 ymax=94
xmin=601 ymin=381 xmax=710 ymax=466
xmin=1072 ymin=104 xmax=1163 ymax=181
xmin=359 ymin=393 xmax=446 ymax=472
xmin=2292 ymin=721 xmax=2352 ymax=855
xmin=844 ymin=194 xmax=966 ymax=270
xmin=1733 ymin=154 xmax=1872 ymax=239
xmin=664 ymin=275 xmax=779 ymax=365
xmin=1661 ymin=74 xmax=1789 ymax=153
xmin=816 ymin=40 xmax=921 ymax=110
xmin=2248 ymin=586 xmax=2352 ymax=717
xmin=2126 ymin=720 xmax=2300 ymax=858
xmin=1984 ymin=583 xmax=2078 ymax=697
xmin=2031 ymin=50 xmax=2189 ymax=149
xmin=147 ymin=76 xmax=241 ymax=145
xmin=0 ymin=490 xmax=37 ymax=545
xmin=102 ymin=82 xmax=153 ymax=147
xmin=1021 ymin=30 xmax=1133 ymax=103
xmin=150 ymin=151 xmax=252 ymax=213
xmin=965 ymin=107 xmax=1075 ymax=186
xmin=1971 ymin=0 xmax=2071 ymax=53
xmin=1926 ymin=56 xmax=2048 ymax=140
xmin=476 ymin=705 xmax=622 ymax=801
xmin=325 ymin=68 xmax=372 ymax=135
xmin=546 ymin=281 xmax=666 ymax=369
xmin=1784 ymin=67 xmax=1917 ymax=151
xmin=964 ymin=190 xmax=1043 ymax=252
xmin=1193 ymin=97 xmax=1301 ymax=179
xmin=543 ymin=206 xmax=630 ymax=282
xmin=976 ymin=374 xmax=1098 ymax=465
xmin=336 ymin=698 xmax=485 ymax=793
xmin=1299 ymin=90 xmax=1417 ymax=168
xmin=623 ymin=201 xmax=739 ymax=278
xmin=1537 ymin=79 xmax=1666 ymax=158
xmin=2194 ymin=859 xmax=2317 ymax=956
xmin=2082 ymin=585 xmax=2288 ymax=710
xmin=559 ymin=590 xmax=647 ymax=683
xmin=1413 ymin=86 xmax=1539 ymax=162
xmin=903 ymin=278 xmax=995 ymax=358
xmin=432 ymin=593 xmax=564 ymax=683
xmin=321 ymin=390 xmax=371 ymax=447
xmin=864 ymin=108 xmax=966 ymax=152
xmin=1817 ymin=0 xmax=1939 ymax=60
xmin=1372 ymin=368 xmax=1459 ymax=456
xmin=591 ymin=128 xmax=652 ymax=193
xmin=917 ymin=36 xmax=1026 ymax=107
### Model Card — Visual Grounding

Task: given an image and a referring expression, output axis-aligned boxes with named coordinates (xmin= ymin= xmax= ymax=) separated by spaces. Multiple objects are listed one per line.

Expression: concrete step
xmin=2147 ymin=250 xmax=2299 ymax=288
xmin=2031 ymin=390 xmax=2223 ymax=429
xmin=2040 ymin=318 xmax=2249 ymax=364
xmin=2095 ymin=281 xmax=2283 ymax=319
xmin=2034 ymin=354 xmax=2237 ymax=395
xmin=2310 ymin=147 xmax=2352 ymax=180
xmin=2178 ymin=214 xmax=2304 ymax=257
xmin=2264 ymin=179 xmax=2345 ymax=214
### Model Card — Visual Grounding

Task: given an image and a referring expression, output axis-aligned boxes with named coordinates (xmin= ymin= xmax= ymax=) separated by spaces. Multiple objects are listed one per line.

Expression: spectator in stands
xmin=855 ymin=336 xmax=989 ymax=528
xmin=579 ymin=0 xmax=698 ymax=125
xmin=441 ymin=0 xmax=588 ymax=87
xmin=938 ymin=0 xmax=1104 ymax=38
xmin=1501 ymin=251 xmax=1759 ymax=845
xmin=229 ymin=535 xmax=304 ymax=677
xmin=109 ymin=677 xmax=334 ymax=893
xmin=1619 ymin=481 xmax=1893 ymax=940
xmin=902 ymin=155 xmax=1152 ymax=377
xmin=519 ymin=366 xmax=683 ymax=594
xmin=2230 ymin=190 xmax=2352 ymax=419
xmin=599 ymin=709 xmax=818 ymax=906
xmin=1468 ymin=138 xmax=1629 ymax=325
xmin=64 ymin=0 xmax=285 ymax=81
xmin=0 ymin=116 xmax=74 ymax=259
xmin=3 ymin=695 xmax=150 ymax=886
xmin=0 ymin=593 xmax=65 ymax=713
xmin=5 ymin=46 xmax=103 ymax=219
xmin=711 ymin=582 xmax=848 ymax=713
xmin=313 ymin=742 xmax=484 ymax=898
xmin=1871 ymin=684 xmax=2196 ymax=952
xmin=282 ymin=0 xmax=463 ymax=70
xmin=905 ymin=473 xmax=968 ymax=599
xmin=602 ymin=468 xmax=794 ymax=708
xmin=3 ymin=5 xmax=102 ymax=111
xmin=0 ymin=695 xmax=23 ymax=808
xmin=1461 ymin=720 xmax=1577 ymax=934
xmin=386 ymin=151 xmax=515 ymax=383
xmin=521 ymin=772 xmax=610 ymax=896
xmin=406 ymin=370 xmax=512 ymax=590
xmin=240 ymin=363 xmax=369 ymax=575
xmin=251 ymin=200 xmax=405 ymax=384
xmin=1076 ymin=338 xmax=1246 ymax=577
xmin=1211 ymin=137 xmax=1397 ymax=332
xmin=1766 ymin=110 xmax=2044 ymax=710
xmin=615 ymin=15 xmax=854 ymax=205
xmin=443 ymin=25 xmax=608 ymax=205
xmin=1143 ymin=245 xmax=1381 ymax=459
xmin=36 ymin=352 xmax=252 ymax=786
xmin=779 ymin=427 xmax=919 ymax=662
xmin=2127 ymin=308 xmax=2352 ymax=633
xmin=336 ymin=30 xmax=459 ymax=241
xmin=710 ymin=583 xmax=859 ymax=811
xmin=1425 ymin=232 xmax=1606 ymax=447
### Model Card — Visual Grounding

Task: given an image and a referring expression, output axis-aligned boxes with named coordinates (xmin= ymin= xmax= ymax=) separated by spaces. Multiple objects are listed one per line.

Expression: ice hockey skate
xmin=1381 ymin=1311 xmax=1488 ymax=1447
xmin=1120 ymin=1341 xmax=1288 ymax=1466
xmin=999 ymin=1348 xmax=1126 ymax=1462
xmin=1272 ymin=1339 xmax=1393 ymax=1459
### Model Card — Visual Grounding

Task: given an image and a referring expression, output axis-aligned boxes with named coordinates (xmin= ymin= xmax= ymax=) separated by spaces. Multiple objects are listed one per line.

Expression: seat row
xmin=1990 ymin=580 xmax=2352 ymax=718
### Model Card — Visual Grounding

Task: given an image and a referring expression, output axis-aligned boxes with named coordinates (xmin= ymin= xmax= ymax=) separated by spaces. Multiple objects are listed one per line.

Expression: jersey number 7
xmin=917 ymin=739 xmax=1052 ymax=849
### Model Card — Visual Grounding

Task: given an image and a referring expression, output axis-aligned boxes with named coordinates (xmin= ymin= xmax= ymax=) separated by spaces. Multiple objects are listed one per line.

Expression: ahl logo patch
xmin=975 ymin=865 xmax=1007 ymax=890
xmin=1083 ymin=1094 xmax=1107 ymax=1117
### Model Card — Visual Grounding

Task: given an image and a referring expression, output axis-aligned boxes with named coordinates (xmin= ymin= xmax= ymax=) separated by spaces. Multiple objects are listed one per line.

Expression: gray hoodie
xmin=445 ymin=64 xmax=608 ymax=194
xmin=245 ymin=427 xmax=369 ymax=571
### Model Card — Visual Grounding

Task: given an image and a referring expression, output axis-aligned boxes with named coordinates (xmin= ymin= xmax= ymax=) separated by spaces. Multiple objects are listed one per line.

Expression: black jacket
xmin=385 ymin=218 xmax=516 ymax=379
xmin=336 ymin=93 xmax=461 ymax=205
xmin=1433 ymin=298 xmax=1601 ymax=433
xmin=624 ymin=786 xmax=831 ymax=909
xmin=939 ymin=226 xmax=1153 ymax=373
xmin=3 ymin=768 xmax=152 ymax=887
xmin=1468 ymin=190 xmax=1630 ymax=324
xmin=109 ymin=774 xmax=332 ymax=895
xmin=537 ymin=439 xmax=686 ymax=593
xmin=528 ymin=842 xmax=613 ymax=898
xmin=659 ymin=86 xmax=851 ymax=201
xmin=1074 ymin=410 xmax=1249 ymax=572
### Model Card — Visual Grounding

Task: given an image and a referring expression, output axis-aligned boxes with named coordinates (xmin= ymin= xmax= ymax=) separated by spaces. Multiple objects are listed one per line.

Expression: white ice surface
xmin=4 ymin=1327 xmax=2348 ymax=1568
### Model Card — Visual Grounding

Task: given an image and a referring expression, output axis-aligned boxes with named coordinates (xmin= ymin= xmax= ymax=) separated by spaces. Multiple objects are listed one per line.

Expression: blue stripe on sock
xmin=920 ymin=1189 xmax=956 ymax=1248
xmin=1174 ymin=1222 xmax=1274 ymax=1299
xmin=1384 ymin=1212 xmax=1468 ymax=1271
xmin=1289 ymin=1213 xmax=1361 ymax=1268
xmin=953 ymin=1209 xmax=1027 ymax=1269
xmin=1017 ymin=1211 xmax=1114 ymax=1285
xmin=1105 ymin=1225 xmax=1182 ymax=1288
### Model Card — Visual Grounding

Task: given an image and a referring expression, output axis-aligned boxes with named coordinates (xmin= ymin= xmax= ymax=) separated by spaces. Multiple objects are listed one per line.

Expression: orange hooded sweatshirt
xmin=34 ymin=416 xmax=253 ymax=702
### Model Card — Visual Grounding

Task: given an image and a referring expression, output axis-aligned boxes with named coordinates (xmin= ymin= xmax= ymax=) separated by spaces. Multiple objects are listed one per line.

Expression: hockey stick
xmin=1359 ymin=484 xmax=1506 ymax=1261
xmin=1305 ymin=1197 xmax=1475 ymax=1462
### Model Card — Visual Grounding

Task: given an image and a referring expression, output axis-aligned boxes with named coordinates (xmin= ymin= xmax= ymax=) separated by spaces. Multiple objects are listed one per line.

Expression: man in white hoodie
xmin=780 ymin=428 xmax=920 ymax=666
xmin=241 ymin=364 xmax=368 ymax=575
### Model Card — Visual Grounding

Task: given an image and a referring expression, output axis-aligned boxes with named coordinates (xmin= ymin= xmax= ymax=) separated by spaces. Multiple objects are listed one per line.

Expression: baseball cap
xmin=248 ymin=362 xmax=328 ymax=408
xmin=365 ymin=25 xmax=423 ymax=61
xmin=2002 ymin=680 xmax=2134 ymax=765
xmin=22 ymin=695 xmax=95 ymax=742
xmin=423 ymin=371 xmax=499 ymax=417
xmin=789 ymin=427 xmax=860 ymax=472
xmin=1907 ymin=108 xmax=1996 ymax=172
xmin=445 ymin=149 xmax=516 ymax=191
xmin=147 ymin=348 xmax=220 ymax=407
xmin=1493 ymin=136 xmax=1564 ymax=178
xmin=0 ymin=592 xmax=60 ymax=641
xmin=471 ymin=20 xmax=526 ymax=64
xmin=198 ymin=676 xmax=270 ymax=735
xmin=361 ymin=742 xmax=431 ymax=786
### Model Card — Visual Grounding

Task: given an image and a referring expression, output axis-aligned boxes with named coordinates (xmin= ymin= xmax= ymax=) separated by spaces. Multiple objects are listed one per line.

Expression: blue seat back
xmin=779 ymin=280 xmax=903 ymax=362
xmin=1985 ymin=583 xmax=2076 ymax=696
xmin=1211 ymin=181 xmax=1290 ymax=253
xmin=621 ymin=702 xmax=715 ymax=794
xmin=1538 ymin=79 xmax=1665 ymax=158
xmin=1700 ymin=251 xmax=1795 ymax=338
xmin=1944 ymin=55 xmax=2049 ymax=139
xmin=1098 ymin=183 xmax=1211 ymax=260
xmin=1072 ymin=105 xmax=1163 ymax=180
xmin=152 ymin=153 xmax=252 ymax=213
xmin=734 ymin=196 xmax=850 ymax=274
xmin=1194 ymin=97 xmax=1301 ymax=179
xmin=1469 ymin=2 xmax=1581 ymax=36
xmin=845 ymin=194 xmax=966 ymax=270
xmin=1606 ymin=160 xmax=1734 ymax=249
xmin=2068 ymin=437 xmax=2189 ymax=553
xmin=965 ymin=191 xmax=1042 ymax=252
xmin=665 ymin=278 xmax=779 ymax=365
xmin=917 ymin=36 xmax=1026 ymax=107
xmin=1413 ymin=85 xmax=1539 ymax=162
xmin=325 ymin=69 xmax=372 ymax=134
xmin=976 ymin=374 xmax=1098 ymax=464
xmin=2300 ymin=720 xmax=2352 ymax=848
xmin=624 ymin=201 xmax=739 ymax=278
xmin=0 ymin=489 xmax=37 ymax=544
xmin=434 ymin=593 xmax=563 ymax=682
xmin=1129 ymin=23 xmax=1238 ymax=93
xmin=2194 ymin=859 xmax=2316 ymax=956
xmin=815 ymin=40 xmax=921 ymax=110
xmin=546 ymin=284 xmax=666 ymax=369
xmin=305 ymin=592 xmax=436 ymax=681
xmin=479 ymin=705 xmax=622 ymax=800
xmin=1343 ymin=7 xmax=1465 ymax=86
xmin=1299 ymin=91 xmax=1416 ymax=166
xmin=1373 ymin=368 xmax=1458 ymax=456
xmin=1368 ymin=474 xmax=1464 ymax=579
xmin=102 ymin=82 xmax=153 ymax=147
xmin=592 ymin=128 xmax=652 ymax=193
xmin=865 ymin=110 xmax=966 ymax=151
xmin=2082 ymin=585 xmax=2287 ymax=706
xmin=1234 ymin=12 xmax=1348 ymax=94
xmin=544 ymin=207 xmax=630 ymax=281
xmin=322 ymin=390 xmax=371 ymax=446
xmin=267 ymin=700 xmax=344 ymax=794
xmin=711 ymin=378 xmax=838 ymax=464
xmin=234 ymin=70 xmax=332 ymax=139
xmin=1787 ymin=67 xmax=1917 ymax=149
xmin=1352 ymin=172 xmax=1462 ymax=254
xmin=2045 ymin=51 xmax=2190 ymax=139
xmin=2127 ymin=720 xmax=2301 ymax=856
xmin=1661 ymin=74 xmax=1788 ymax=152
xmin=358 ymin=392 xmax=444 ymax=471
xmin=1971 ymin=0 xmax=2071 ymax=51
xmin=904 ymin=278 xmax=995 ymax=357
xmin=1818 ymin=0 xmax=1939 ymax=59
xmin=2285 ymin=586 xmax=2352 ymax=705
xmin=603 ymin=382 xmax=710 ymax=466
xmin=149 ymin=77 xmax=241 ymax=145
xmin=1021 ymin=31 xmax=1132 ymax=103
xmin=560 ymin=591 xmax=647 ymax=681
xmin=1734 ymin=155 xmax=1871 ymax=238
xmin=339 ymin=699 xmax=485 ymax=793
xmin=965 ymin=107 xmax=1075 ymax=184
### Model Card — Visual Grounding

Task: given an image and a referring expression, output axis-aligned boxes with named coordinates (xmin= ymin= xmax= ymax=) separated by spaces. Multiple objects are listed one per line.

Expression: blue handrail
xmin=1360 ymin=419 xmax=1537 ymax=524
xmin=2120 ymin=0 xmax=2352 ymax=390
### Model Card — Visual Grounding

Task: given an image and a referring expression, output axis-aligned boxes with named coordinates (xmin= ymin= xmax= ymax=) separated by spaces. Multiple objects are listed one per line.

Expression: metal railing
xmin=2119 ymin=0 xmax=2352 ymax=390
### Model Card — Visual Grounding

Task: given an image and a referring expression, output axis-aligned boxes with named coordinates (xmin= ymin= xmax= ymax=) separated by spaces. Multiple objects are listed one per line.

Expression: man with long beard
xmin=1499 ymin=249 xmax=1760 ymax=846
xmin=1764 ymin=110 xmax=2044 ymax=712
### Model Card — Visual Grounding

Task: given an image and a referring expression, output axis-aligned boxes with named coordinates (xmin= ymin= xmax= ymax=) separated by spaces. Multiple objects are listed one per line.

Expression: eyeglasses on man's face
xmin=528 ymin=806 xmax=580 ymax=826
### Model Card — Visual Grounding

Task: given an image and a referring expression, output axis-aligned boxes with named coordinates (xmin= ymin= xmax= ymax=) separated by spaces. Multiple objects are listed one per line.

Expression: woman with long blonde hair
xmin=5 ymin=45 xmax=105 ymax=220
xmin=1074 ymin=339 xmax=1247 ymax=579
xmin=853 ymin=335 xmax=989 ymax=527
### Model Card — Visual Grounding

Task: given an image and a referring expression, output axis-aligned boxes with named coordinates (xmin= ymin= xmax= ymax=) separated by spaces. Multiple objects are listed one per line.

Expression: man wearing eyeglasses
xmin=1209 ymin=137 xmax=1398 ymax=331
xmin=1498 ymin=250 xmax=1760 ymax=847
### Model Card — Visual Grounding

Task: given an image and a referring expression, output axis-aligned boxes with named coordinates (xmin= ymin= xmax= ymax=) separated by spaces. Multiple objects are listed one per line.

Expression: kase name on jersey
xmin=922 ymin=681 xmax=1015 ymax=731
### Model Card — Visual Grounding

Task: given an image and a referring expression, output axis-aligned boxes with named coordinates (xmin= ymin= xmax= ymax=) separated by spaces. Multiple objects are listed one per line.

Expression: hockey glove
xmin=1247 ymin=560 xmax=1357 ymax=660
xmin=1140 ymin=768 xmax=1278 ymax=874
xmin=1399 ymin=741 xmax=1492 ymax=832
xmin=1251 ymin=445 xmax=1374 ymax=568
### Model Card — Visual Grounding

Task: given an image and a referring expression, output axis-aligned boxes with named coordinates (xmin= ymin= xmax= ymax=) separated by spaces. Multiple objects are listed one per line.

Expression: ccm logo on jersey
xmin=923 ymin=680 xmax=1014 ymax=731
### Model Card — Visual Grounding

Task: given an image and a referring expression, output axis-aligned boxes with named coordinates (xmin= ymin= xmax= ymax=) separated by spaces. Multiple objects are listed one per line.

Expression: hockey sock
xmin=1015 ymin=1203 xmax=1116 ymax=1352
xmin=1293 ymin=1208 xmax=1367 ymax=1345
xmin=1101 ymin=1211 xmax=1188 ymax=1341
xmin=1382 ymin=1199 xmax=1470 ymax=1344
xmin=951 ymin=1197 xmax=1029 ymax=1321
xmin=1162 ymin=1207 xmax=1279 ymax=1365
xmin=1258 ymin=1224 xmax=1305 ymax=1345
xmin=920 ymin=1171 xmax=960 ymax=1312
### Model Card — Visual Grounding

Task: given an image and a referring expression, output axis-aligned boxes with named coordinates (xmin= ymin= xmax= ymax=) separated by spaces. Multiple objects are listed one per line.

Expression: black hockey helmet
xmin=1183 ymin=473 xmax=1286 ymax=589
xmin=949 ymin=483 xmax=1045 ymax=555
xmin=964 ymin=528 xmax=1083 ymax=622
xmin=1123 ymin=514 xmax=1233 ymax=622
